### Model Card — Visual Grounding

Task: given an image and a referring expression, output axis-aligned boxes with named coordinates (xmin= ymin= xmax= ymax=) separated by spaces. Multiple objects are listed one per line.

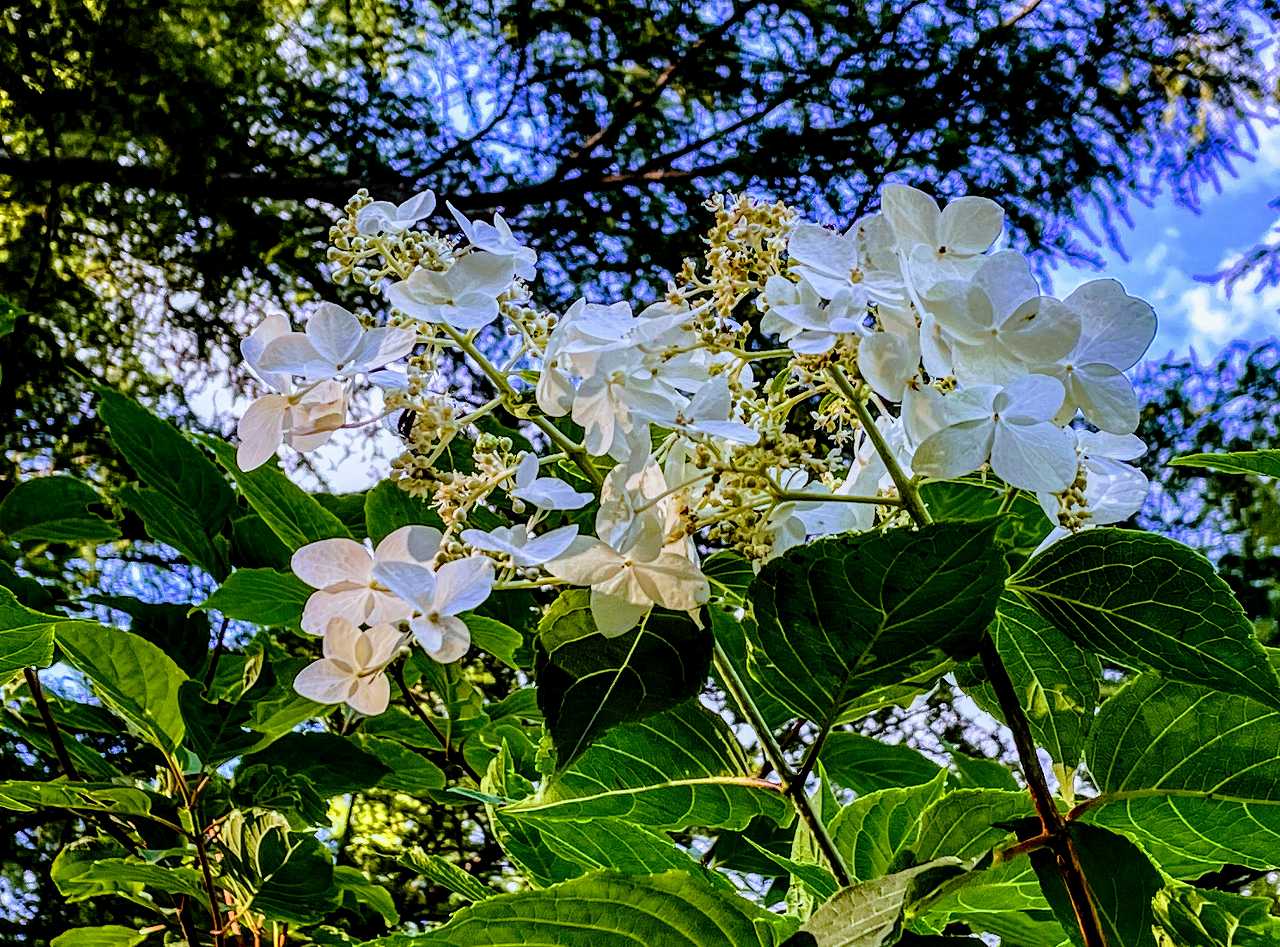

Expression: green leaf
xmin=0 ymin=781 xmax=155 ymax=817
xmin=241 ymin=732 xmax=391 ymax=797
xmin=1153 ymin=884 xmax=1280 ymax=947
xmin=748 ymin=522 xmax=1007 ymax=725
xmin=334 ymin=865 xmax=399 ymax=927
xmin=98 ymin=389 xmax=233 ymax=533
xmin=50 ymin=926 xmax=147 ymax=947
xmin=463 ymin=612 xmax=527 ymax=669
xmin=915 ymin=789 xmax=1036 ymax=862
xmin=791 ymin=859 xmax=966 ymax=947
xmin=919 ymin=479 xmax=1052 ymax=567
xmin=1031 ymin=822 xmax=1161 ymax=947
xmin=355 ymin=735 xmax=447 ymax=793
xmin=317 ymin=492 xmax=369 ymax=539
xmin=984 ymin=593 xmax=1100 ymax=768
xmin=78 ymin=859 xmax=208 ymax=901
xmin=249 ymin=832 xmax=340 ymax=923
xmin=830 ymin=773 xmax=947 ymax=882
xmin=117 ymin=484 xmax=226 ymax=578
xmin=819 ymin=733 xmax=944 ymax=796
xmin=401 ymin=848 xmax=494 ymax=902
xmin=710 ymin=605 xmax=792 ymax=731
xmin=364 ymin=869 xmax=779 ymax=946
xmin=55 ymin=623 xmax=188 ymax=752
xmin=946 ymin=747 xmax=1018 ymax=792
xmin=1082 ymin=674 xmax=1280 ymax=875
xmin=743 ymin=838 xmax=840 ymax=904
xmin=536 ymin=590 xmax=711 ymax=770
xmin=0 ymin=476 xmax=120 ymax=542
xmin=364 ymin=479 xmax=442 ymax=543
xmin=1011 ymin=529 xmax=1280 ymax=708
xmin=504 ymin=700 xmax=790 ymax=831
xmin=197 ymin=568 xmax=311 ymax=627
xmin=0 ymin=585 xmax=63 ymax=674
xmin=202 ymin=436 xmax=350 ymax=548
xmin=1170 ymin=450 xmax=1280 ymax=479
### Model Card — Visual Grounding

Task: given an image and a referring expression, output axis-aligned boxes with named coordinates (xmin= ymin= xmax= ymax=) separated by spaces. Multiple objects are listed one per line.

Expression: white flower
xmin=236 ymin=383 xmax=347 ymax=472
xmin=640 ymin=376 xmax=760 ymax=445
xmin=1034 ymin=431 xmax=1149 ymax=552
xmin=1034 ymin=280 xmax=1157 ymax=434
xmin=858 ymin=303 xmax=922 ymax=402
xmin=356 ymin=190 xmax=436 ymax=235
xmin=385 ymin=252 xmax=516 ymax=330
xmin=237 ymin=317 xmax=351 ymax=470
xmin=911 ymin=374 xmax=1077 ymax=492
xmin=793 ymin=433 xmax=892 ymax=537
xmin=508 ymin=452 xmax=592 ymax=510
xmin=292 ymin=525 xmax=442 ymax=634
xmin=571 ymin=349 xmax=681 ymax=459
xmin=928 ymin=252 xmax=1080 ymax=386
xmin=546 ymin=510 xmax=709 ymax=636
xmin=293 ymin=617 xmax=403 ymax=715
xmin=447 ymin=202 xmax=537 ymax=280
xmin=257 ymin=303 xmax=416 ymax=381
xmin=372 ymin=556 xmax=495 ymax=662
xmin=461 ymin=523 xmax=580 ymax=568
xmin=760 ymin=275 xmax=863 ymax=354
xmin=881 ymin=184 xmax=1004 ymax=291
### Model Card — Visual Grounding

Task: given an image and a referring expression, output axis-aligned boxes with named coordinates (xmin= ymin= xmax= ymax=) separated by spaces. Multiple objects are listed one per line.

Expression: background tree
xmin=3 ymin=0 xmax=1278 ymax=480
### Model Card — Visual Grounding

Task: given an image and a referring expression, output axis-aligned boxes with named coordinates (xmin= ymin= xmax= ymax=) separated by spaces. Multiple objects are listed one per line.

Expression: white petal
xmin=518 ymin=525 xmax=581 ymax=565
xmin=302 ymin=588 xmax=374 ymax=635
xmin=788 ymin=223 xmax=855 ymax=280
xmin=307 ymin=303 xmax=364 ymax=366
xmin=691 ymin=419 xmax=760 ymax=444
xmin=423 ymin=615 xmax=471 ymax=663
xmin=448 ymin=251 xmax=517 ymax=296
xmin=258 ymin=334 xmax=334 ymax=378
xmin=293 ymin=659 xmax=356 ymax=704
xmin=589 ymin=590 xmax=651 ymax=637
xmin=991 ymin=421 xmax=1077 ymax=492
xmin=859 ymin=332 xmax=919 ymax=402
xmin=513 ymin=476 xmax=594 ymax=510
xmin=375 ymin=525 xmax=443 ymax=565
xmin=537 ymin=366 xmax=575 ymax=417
xmin=1067 ymin=364 xmax=1140 ymax=434
xmin=1000 ymin=297 xmax=1080 ymax=365
xmin=292 ymin=538 xmax=373 ymax=589
xmin=996 ymin=374 xmax=1066 ymax=424
xmin=1080 ymin=431 xmax=1146 ymax=462
xmin=881 ymin=184 xmax=941 ymax=252
xmin=937 ymin=196 xmax=1004 ymax=255
xmin=409 ymin=615 xmax=443 ymax=652
xmin=396 ymin=190 xmax=436 ymax=221
xmin=545 ymin=536 xmax=625 ymax=586
xmin=347 ymin=673 xmax=391 ymax=715
xmin=514 ymin=451 xmax=539 ymax=489
xmin=633 ymin=553 xmax=710 ymax=612
xmin=432 ymin=557 xmax=494 ymax=617
xmin=911 ymin=420 xmax=995 ymax=480
xmin=322 ymin=615 xmax=362 ymax=665
xmin=1085 ymin=462 xmax=1148 ymax=524
xmin=236 ymin=395 xmax=288 ymax=471
xmin=973 ymin=251 xmax=1038 ymax=322
xmin=371 ymin=560 xmax=435 ymax=611
xmin=242 ymin=315 xmax=293 ymax=389
xmin=360 ymin=623 xmax=406 ymax=666
xmin=1066 ymin=280 xmax=1156 ymax=370
xmin=350 ymin=327 xmax=416 ymax=372
xmin=443 ymin=293 xmax=500 ymax=330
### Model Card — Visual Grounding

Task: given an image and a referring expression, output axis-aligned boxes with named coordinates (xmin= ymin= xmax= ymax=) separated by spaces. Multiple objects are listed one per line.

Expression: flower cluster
xmin=234 ymin=185 xmax=1156 ymax=714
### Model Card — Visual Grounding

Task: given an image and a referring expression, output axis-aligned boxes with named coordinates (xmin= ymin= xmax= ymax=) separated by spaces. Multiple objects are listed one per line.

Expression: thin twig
xmin=24 ymin=668 xmax=79 ymax=780
xmin=204 ymin=615 xmax=231 ymax=688
xmin=979 ymin=635 xmax=1106 ymax=947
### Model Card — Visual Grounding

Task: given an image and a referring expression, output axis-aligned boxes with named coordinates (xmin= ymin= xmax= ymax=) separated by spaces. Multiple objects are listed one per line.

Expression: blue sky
xmin=1043 ymin=122 xmax=1280 ymax=360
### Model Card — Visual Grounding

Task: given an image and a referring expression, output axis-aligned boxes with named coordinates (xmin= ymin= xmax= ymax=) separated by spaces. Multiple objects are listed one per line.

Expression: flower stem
xmin=826 ymin=365 xmax=932 ymax=527
xmin=711 ymin=640 xmax=852 ymax=887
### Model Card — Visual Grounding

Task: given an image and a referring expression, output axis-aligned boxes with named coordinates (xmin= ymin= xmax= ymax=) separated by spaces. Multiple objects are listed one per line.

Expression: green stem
xmin=826 ymin=365 xmax=931 ymax=527
xmin=440 ymin=325 xmax=603 ymax=489
xmin=712 ymin=640 xmax=852 ymax=887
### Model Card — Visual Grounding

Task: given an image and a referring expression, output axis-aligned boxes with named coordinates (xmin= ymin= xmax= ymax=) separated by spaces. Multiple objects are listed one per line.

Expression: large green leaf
xmin=1011 ymin=529 xmax=1280 ymax=708
xmin=365 ymin=870 xmax=779 ymax=946
xmin=1153 ymin=884 xmax=1280 ymax=946
xmin=747 ymin=522 xmax=1006 ymax=725
xmin=504 ymin=700 xmax=790 ymax=831
xmin=0 ymin=781 xmax=155 ymax=817
xmin=977 ymin=593 xmax=1100 ymax=769
xmin=1030 ymin=822 xmax=1161 ymax=947
xmin=789 ymin=860 xmax=966 ymax=947
xmin=710 ymin=605 xmax=792 ymax=731
xmin=249 ymin=832 xmax=340 ymax=923
xmin=241 ymin=732 xmax=391 ymax=797
xmin=915 ymin=790 xmax=1034 ymax=862
xmin=1170 ymin=450 xmax=1280 ymax=479
xmin=401 ymin=848 xmax=494 ymax=902
xmin=197 ymin=568 xmax=311 ymax=627
xmin=819 ymin=733 xmax=944 ymax=797
xmin=50 ymin=927 xmax=147 ymax=947
xmin=829 ymin=773 xmax=947 ymax=882
xmin=536 ymin=590 xmax=711 ymax=770
xmin=202 ymin=436 xmax=350 ymax=548
xmin=334 ymin=865 xmax=399 ymax=927
xmin=98 ymin=389 xmax=233 ymax=533
xmin=0 ymin=476 xmax=120 ymax=542
xmin=55 ymin=623 xmax=188 ymax=753
xmin=0 ymin=585 xmax=65 ymax=674
xmin=919 ymin=478 xmax=1052 ymax=568
xmin=76 ymin=859 xmax=208 ymax=901
xmin=1082 ymin=674 xmax=1280 ymax=875
xmin=117 ymin=484 xmax=226 ymax=578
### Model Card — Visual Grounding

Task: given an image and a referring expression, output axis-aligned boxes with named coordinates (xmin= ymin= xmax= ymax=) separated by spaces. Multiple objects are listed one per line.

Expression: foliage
xmin=4 ymin=174 xmax=1280 ymax=947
